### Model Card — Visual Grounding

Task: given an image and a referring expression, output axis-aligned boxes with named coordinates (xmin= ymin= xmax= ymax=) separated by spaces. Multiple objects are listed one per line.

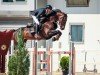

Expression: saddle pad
xmin=0 ymin=30 xmax=14 ymax=55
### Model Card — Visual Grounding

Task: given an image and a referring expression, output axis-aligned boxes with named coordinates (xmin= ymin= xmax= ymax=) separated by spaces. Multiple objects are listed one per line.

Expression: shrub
xmin=60 ymin=56 xmax=69 ymax=71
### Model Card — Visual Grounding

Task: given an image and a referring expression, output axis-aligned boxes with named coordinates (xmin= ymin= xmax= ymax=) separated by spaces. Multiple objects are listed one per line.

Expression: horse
xmin=1 ymin=10 xmax=67 ymax=46
xmin=3 ymin=9 xmax=66 ymax=46
xmin=16 ymin=9 xmax=67 ymax=42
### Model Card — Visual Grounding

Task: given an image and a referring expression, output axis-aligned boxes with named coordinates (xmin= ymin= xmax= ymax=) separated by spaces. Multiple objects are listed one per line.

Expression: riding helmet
xmin=46 ymin=5 xmax=52 ymax=10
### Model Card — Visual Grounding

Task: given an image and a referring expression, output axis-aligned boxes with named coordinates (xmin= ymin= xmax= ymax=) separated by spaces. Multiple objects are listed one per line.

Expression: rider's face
xmin=46 ymin=8 xmax=52 ymax=14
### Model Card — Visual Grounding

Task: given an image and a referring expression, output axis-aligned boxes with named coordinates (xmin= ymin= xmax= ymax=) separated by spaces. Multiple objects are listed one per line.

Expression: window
xmin=70 ymin=24 xmax=84 ymax=43
xmin=3 ymin=0 xmax=25 ymax=2
xmin=16 ymin=0 xmax=25 ymax=1
xmin=66 ymin=0 xmax=90 ymax=7
xmin=3 ymin=0 xmax=13 ymax=2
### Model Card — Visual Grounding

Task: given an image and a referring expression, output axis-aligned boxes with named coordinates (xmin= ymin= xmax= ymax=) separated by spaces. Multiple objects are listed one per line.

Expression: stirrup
xmin=31 ymin=32 xmax=36 ymax=36
xmin=27 ymin=25 xmax=33 ymax=28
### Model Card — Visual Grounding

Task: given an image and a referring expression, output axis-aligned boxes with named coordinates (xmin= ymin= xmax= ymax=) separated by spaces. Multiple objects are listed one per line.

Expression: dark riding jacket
xmin=31 ymin=8 xmax=47 ymax=23
xmin=31 ymin=8 xmax=57 ymax=23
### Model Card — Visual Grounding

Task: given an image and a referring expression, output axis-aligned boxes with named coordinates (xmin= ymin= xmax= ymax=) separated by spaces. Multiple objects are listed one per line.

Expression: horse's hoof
xmin=52 ymin=37 xmax=56 ymax=41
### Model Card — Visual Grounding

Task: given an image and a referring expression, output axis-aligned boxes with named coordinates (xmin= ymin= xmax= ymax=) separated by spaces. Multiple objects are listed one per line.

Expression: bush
xmin=8 ymin=28 xmax=30 ymax=75
xmin=60 ymin=56 xmax=69 ymax=71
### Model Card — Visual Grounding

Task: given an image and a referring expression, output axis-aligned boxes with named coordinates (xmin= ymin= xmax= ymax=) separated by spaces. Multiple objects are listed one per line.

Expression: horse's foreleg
xmin=47 ymin=30 xmax=62 ymax=41
xmin=52 ymin=31 xmax=62 ymax=41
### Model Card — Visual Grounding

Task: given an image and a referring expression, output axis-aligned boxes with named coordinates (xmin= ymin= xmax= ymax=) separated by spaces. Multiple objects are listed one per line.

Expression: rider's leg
xmin=32 ymin=15 xmax=39 ymax=25
xmin=31 ymin=15 xmax=40 ymax=34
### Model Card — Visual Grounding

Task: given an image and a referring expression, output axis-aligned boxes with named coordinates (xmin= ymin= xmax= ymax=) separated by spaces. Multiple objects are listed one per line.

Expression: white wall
xmin=36 ymin=0 xmax=47 ymax=9
xmin=47 ymin=0 xmax=100 ymax=14
xmin=0 ymin=0 xmax=35 ymax=11
xmin=66 ymin=14 xmax=100 ymax=50
xmin=52 ymin=14 xmax=100 ymax=72
xmin=48 ymin=0 xmax=100 ymax=72
xmin=0 ymin=21 xmax=28 ymax=31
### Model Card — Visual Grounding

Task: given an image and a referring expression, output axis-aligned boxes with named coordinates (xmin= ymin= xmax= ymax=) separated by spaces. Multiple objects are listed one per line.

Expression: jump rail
xmin=32 ymin=44 xmax=75 ymax=75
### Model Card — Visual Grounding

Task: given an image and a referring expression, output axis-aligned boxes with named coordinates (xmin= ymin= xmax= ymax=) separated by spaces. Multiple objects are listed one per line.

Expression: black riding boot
xmin=37 ymin=23 xmax=43 ymax=34
xmin=33 ymin=23 xmax=41 ymax=34
xmin=30 ymin=23 xmax=37 ymax=36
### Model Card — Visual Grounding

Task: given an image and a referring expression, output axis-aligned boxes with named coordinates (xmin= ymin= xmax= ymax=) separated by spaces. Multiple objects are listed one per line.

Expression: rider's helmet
xmin=45 ymin=5 xmax=52 ymax=10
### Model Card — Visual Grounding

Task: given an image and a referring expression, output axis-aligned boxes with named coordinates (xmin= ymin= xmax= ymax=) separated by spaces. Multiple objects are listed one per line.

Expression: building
xmin=0 ymin=0 xmax=100 ymax=74
xmin=47 ymin=0 xmax=100 ymax=73
xmin=0 ymin=0 xmax=35 ymax=31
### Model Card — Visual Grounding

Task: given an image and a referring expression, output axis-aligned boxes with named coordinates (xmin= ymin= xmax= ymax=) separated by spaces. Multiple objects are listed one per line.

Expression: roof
xmin=0 ymin=17 xmax=32 ymax=21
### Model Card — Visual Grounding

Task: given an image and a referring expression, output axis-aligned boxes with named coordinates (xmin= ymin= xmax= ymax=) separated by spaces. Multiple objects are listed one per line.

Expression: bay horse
xmin=1 ymin=9 xmax=67 ymax=47
xmin=0 ymin=9 xmax=67 ymax=46
xmin=13 ymin=9 xmax=67 ymax=42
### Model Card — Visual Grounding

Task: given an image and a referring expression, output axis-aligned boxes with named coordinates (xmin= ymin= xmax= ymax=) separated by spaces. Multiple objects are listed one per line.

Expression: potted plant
xmin=60 ymin=56 xmax=69 ymax=75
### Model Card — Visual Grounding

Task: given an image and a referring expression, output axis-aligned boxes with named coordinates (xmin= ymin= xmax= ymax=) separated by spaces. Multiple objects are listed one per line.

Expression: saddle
xmin=27 ymin=23 xmax=42 ymax=36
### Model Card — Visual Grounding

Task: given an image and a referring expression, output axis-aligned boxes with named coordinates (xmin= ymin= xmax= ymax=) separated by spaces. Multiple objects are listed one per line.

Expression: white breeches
xmin=31 ymin=15 xmax=39 ymax=25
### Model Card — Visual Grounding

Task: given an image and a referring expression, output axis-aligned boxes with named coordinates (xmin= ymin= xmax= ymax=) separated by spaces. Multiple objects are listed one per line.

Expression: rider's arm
xmin=36 ymin=9 xmax=45 ymax=18
xmin=30 ymin=9 xmax=39 ymax=16
xmin=31 ymin=8 xmax=44 ymax=18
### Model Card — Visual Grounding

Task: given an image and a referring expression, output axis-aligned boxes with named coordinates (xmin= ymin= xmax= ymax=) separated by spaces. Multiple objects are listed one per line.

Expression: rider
xmin=31 ymin=5 xmax=53 ymax=34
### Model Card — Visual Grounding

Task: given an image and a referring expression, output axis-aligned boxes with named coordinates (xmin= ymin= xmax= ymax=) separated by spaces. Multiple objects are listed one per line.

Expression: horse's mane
xmin=46 ymin=10 xmax=56 ymax=18
xmin=53 ymin=9 xmax=61 ymax=12
xmin=47 ymin=9 xmax=61 ymax=17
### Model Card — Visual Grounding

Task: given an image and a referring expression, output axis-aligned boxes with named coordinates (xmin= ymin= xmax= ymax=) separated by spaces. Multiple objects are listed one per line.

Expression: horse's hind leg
xmin=47 ymin=30 xmax=62 ymax=41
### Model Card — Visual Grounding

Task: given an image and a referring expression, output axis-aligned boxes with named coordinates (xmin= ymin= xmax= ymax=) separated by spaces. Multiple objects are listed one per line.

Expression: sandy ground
xmin=38 ymin=71 xmax=100 ymax=75
xmin=0 ymin=73 xmax=6 ymax=75
xmin=1 ymin=72 xmax=100 ymax=75
xmin=53 ymin=72 xmax=100 ymax=75
xmin=76 ymin=72 xmax=100 ymax=75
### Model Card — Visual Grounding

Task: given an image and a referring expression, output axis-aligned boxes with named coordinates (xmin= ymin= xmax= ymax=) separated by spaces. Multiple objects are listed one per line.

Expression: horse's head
xmin=47 ymin=9 xmax=67 ymax=30
xmin=56 ymin=11 xmax=67 ymax=30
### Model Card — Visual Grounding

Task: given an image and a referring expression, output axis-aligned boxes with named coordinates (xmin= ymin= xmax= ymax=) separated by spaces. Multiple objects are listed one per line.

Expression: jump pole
xmin=32 ymin=20 xmax=38 ymax=75
xmin=46 ymin=39 xmax=52 ymax=75
xmin=69 ymin=42 xmax=75 ymax=75
xmin=33 ymin=43 xmax=37 ymax=75
xmin=33 ymin=21 xmax=38 ymax=75
xmin=72 ymin=43 xmax=75 ymax=75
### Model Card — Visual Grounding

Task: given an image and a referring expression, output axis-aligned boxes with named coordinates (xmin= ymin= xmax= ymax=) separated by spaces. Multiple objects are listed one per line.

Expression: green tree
xmin=8 ymin=28 xmax=30 ymax=75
